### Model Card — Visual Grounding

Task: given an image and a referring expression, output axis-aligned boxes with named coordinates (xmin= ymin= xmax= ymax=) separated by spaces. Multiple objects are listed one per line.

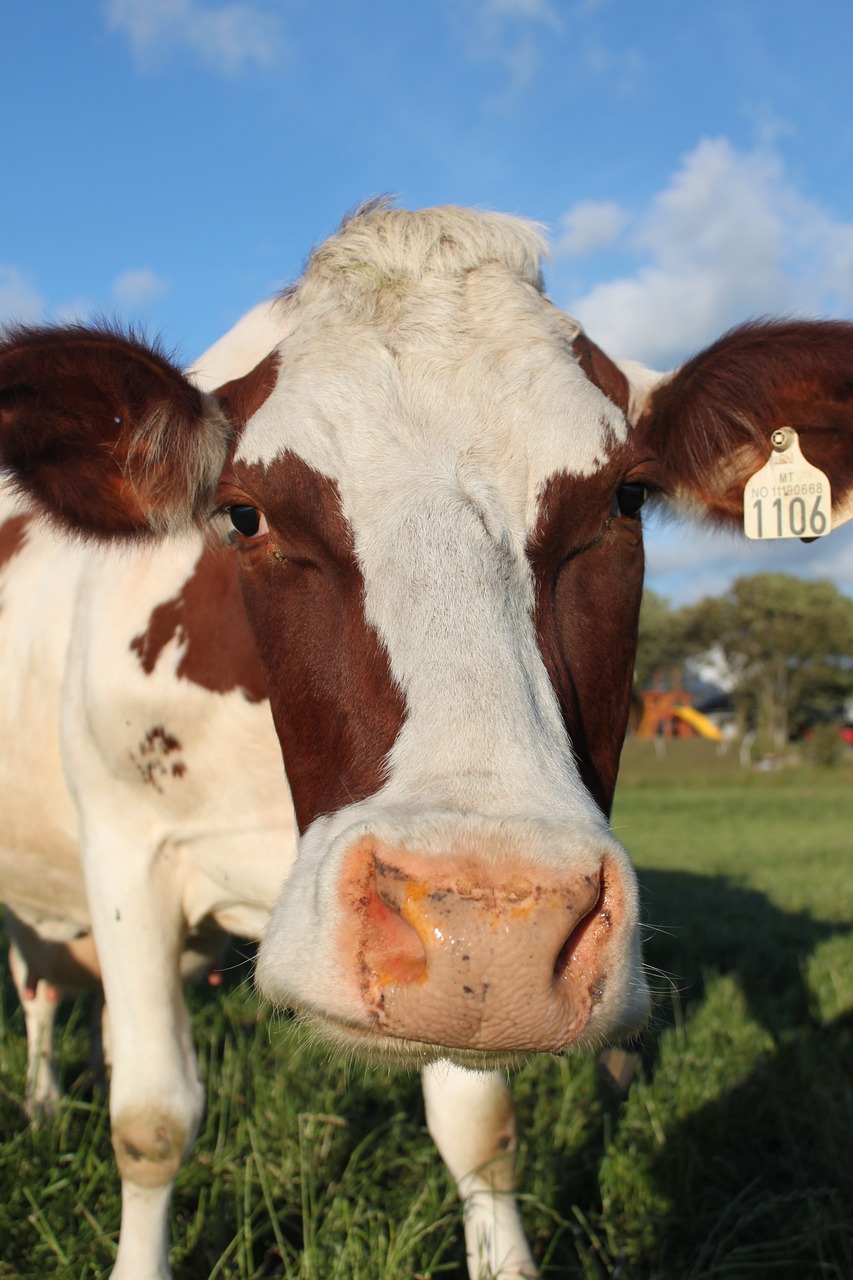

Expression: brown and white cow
xmin=1 ymin=203 xmax=852 ymax=1280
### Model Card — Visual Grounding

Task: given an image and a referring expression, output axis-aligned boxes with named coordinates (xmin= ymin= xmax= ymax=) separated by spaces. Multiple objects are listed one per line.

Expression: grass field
xmin=1 ymin=739 xmax=851 ymax=1278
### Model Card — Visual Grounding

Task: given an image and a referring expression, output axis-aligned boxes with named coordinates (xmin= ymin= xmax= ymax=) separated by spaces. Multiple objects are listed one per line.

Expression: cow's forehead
xmin=234 ymin=207 xmax=629 ymax=534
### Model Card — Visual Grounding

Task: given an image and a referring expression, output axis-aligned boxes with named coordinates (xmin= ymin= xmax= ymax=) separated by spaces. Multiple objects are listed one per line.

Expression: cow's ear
xmin=0 ymin=323 xmax=232 ymax=538
xmin=212 ymin=348 xmax=281 ymax=435
xmin=632 ymin=320 xmax=853 ymax=530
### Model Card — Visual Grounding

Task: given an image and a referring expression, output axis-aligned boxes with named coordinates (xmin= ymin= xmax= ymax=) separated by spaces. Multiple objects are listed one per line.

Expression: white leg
xmin=8 ymin=937 xmax=61 ymax=1117
xmin=113 ymin=1182 xmax=173 ymax=1280
xmin=82 ymin=837 xmax=204 ymax=1280
xmin=422 ymin=1061 xmax=538 ymax=1280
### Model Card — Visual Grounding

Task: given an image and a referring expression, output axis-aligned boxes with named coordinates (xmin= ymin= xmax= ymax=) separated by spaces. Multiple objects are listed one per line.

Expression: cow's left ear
xmin=630 ymin=320 xmax=853 ymax=530
xmin=0 ymin=323 xmax=233 ymax=538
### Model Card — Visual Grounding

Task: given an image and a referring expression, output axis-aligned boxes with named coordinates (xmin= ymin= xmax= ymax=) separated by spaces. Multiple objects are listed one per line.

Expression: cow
xmin=1 ymin=202 xmax=852 ymax=1280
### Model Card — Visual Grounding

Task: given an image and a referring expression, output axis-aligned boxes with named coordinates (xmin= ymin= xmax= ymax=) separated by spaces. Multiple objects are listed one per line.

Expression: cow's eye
xmin=229 ymin=505 xmax=268 ymax=539
xmin=612 ymin=483 xmax=647 ymax=519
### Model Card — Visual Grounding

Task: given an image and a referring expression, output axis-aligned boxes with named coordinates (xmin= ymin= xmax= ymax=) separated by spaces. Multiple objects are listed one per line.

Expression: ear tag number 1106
xmin=743 ymin=428 xmax=831 ymax=542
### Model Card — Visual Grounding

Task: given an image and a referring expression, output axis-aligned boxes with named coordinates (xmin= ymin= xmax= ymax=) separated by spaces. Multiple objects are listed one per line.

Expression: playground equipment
xmin=636 ymin=689 xmax=722 ymax=741
xmin=671 ymin=704 xmax=723 ymax=741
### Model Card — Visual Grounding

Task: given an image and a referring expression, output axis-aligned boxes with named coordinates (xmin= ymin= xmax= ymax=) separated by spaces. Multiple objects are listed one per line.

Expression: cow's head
xmin=3 ymin=205 xmax=852 ymax=1068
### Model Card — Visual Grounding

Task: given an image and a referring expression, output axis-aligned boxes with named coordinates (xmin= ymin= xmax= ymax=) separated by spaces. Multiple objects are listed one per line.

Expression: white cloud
xmin=582 ymin=38 xmax=644 ymax=95
xmin=643 ymin=518 xmax=853 ymax=605
xmin=112 ymin=268 xmax=170 ymax=309
xmin=476 ymin=0 xmax=561 ymax=25
xmin=0 ymin=266 xmax=45 ymax=325
xmin=105 ymin=0 xmax=284 ymax=75
xmin=562 ymin=137 xmax=853 ymax=368
xmin=557 ymin=199 xmax=626 ymax=256
xmin=453 ymin=0 xmax=561 ymax=97
xmin=0 ymin=264 xmax=169 ymax=329
xmin=54 ymin=300 xmax=97 ymax=324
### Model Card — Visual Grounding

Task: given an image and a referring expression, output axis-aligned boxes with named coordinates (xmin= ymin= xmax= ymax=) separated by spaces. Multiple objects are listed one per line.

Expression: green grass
xmin=1 ymin=741 xmax=852 ymax=1278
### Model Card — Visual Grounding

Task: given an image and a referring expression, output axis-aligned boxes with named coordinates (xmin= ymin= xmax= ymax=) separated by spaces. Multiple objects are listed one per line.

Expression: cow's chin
xmin=291 ymin=1008 xmax=535 ymax=1070
xmin=286 ymin=1004 xmax=629 ymax=1072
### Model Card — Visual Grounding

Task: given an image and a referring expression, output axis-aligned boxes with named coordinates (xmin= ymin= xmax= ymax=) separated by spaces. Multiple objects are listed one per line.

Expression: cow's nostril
xmin=552 ymin=875 xmax=604 ymax=983
xmin=363 ymin=876 xmax=428 ymax=987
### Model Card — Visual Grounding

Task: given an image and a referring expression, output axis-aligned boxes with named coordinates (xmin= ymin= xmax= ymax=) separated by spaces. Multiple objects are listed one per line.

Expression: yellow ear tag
xmin=743 ymin=428 xmax=831 ymax=542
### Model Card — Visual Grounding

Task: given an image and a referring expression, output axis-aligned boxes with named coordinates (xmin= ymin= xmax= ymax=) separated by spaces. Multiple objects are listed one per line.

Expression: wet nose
xmin=338 ymin=838 xmax=624 ymax=1054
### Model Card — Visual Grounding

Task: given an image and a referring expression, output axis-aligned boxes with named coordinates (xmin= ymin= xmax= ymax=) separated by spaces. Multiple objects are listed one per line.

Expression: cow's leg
xmin=83 ymin=843 xmax=204 ymax=1280
xmin=7 ymin=925 xmax=61 ymax=1117
xmin=6 ymin=910 xmax=106 ymax=1115
xmin=422 ymin=1062 xmax=537 ymax=1280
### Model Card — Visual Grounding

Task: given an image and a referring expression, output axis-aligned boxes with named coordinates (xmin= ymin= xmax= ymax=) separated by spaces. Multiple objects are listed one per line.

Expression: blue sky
xmin=3 ymin=0 xmax=853 ymax=602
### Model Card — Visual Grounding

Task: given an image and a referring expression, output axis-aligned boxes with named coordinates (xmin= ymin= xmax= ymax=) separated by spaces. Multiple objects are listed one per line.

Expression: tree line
xmin=635 ymin=574 xmax=853 ymax=749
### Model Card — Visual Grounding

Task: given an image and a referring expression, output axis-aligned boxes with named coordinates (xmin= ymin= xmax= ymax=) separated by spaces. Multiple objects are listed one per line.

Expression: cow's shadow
xmin=634 ymin=1007 xmax=853 ymax=1278
xmin=528 ymin=868 xmax=853 ymax=1278
xmin=636 ymin=867 xmax=852 ymax=1042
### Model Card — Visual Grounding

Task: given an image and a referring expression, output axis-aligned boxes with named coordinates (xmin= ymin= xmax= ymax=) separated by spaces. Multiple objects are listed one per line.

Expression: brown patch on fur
xmin=144 ymin=726 xmax=182 ymax=755
xmin=129 ymin=725 xmax=187 ymax=792
xmin=639 ymin=319 xmax=853 ymax=524
xmin=112 ymin=1108 xmax=190 ymax=1188
xmin=0 ymin=512 xmax=31 ymax=570
xmin=571 ymin=332 xmax=630 ymax=415
xmin=528 ymin=456 xmax=645 ymax=815
xmin=130 ymin=540 xmax=267 ymax=703
xmin=0 ymin=323 xmax=229 ymax=537
xmin=219 ymin=451 xmax=407 ymax=833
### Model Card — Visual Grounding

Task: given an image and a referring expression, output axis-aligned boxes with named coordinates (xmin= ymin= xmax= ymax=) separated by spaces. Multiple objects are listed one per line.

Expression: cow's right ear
xmin=0 ymin=323 xmax=233 ymax=539
xmin=626 ymin=319 xmax=853 ymax=531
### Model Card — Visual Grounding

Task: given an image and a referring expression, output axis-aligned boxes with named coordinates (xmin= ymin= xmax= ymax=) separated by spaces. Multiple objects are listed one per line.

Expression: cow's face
xmin=209 ymin=213 xmax=652 ymax=1063
xmin=4 ymin=206 xmax=853 ymax=1067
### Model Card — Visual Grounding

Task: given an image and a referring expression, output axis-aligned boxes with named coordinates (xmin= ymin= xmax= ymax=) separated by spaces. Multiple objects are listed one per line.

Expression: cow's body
xmin=2 ymin=203 xmax=853 ymax=1280
xmin=0 ymin=504 xmax=291 ymax=940
xmin=0 ymin=494 xmax=291 ymax=1071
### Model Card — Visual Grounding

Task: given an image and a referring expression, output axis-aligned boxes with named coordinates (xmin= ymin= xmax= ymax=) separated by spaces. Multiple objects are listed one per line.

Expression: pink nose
xmin=339 ymin=838 xmax=627 ymax=1054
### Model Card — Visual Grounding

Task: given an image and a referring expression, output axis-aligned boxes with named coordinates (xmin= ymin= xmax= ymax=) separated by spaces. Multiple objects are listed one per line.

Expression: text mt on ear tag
xmin=743 ymin=427 xmax=832 ymax=541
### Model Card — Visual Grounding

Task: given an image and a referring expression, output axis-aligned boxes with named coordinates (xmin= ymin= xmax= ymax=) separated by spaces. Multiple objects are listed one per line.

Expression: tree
xmin=634 ymin=589 xmax=691 ymax=693
xmin=681 ymin=574 xmax=853 ymax=748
